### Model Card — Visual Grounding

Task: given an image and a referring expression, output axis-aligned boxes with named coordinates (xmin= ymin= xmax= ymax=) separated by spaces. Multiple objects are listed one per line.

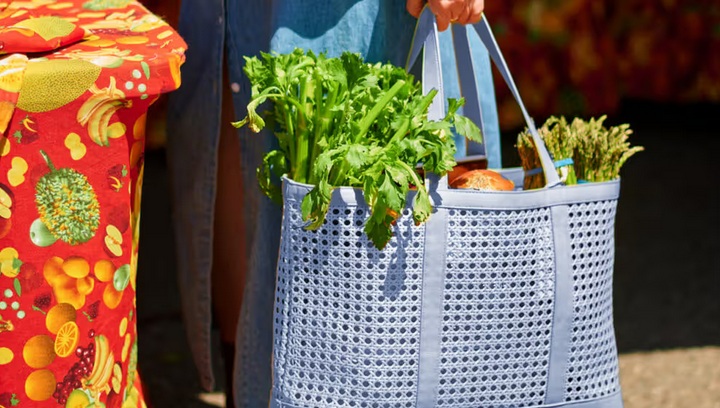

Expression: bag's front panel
xmin=564 ymin=200 xmax=621 ymax=402
xmin=438 ymin=208 xmax=557 ymax=407
xmin=273 ymin=199 xmax=426 ymax=407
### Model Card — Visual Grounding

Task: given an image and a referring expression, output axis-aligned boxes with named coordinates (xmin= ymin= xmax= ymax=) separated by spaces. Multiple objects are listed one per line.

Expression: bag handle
xmin=406 ymin=7 xmax=561 ymax=189
xmin=451 ymin=24 xmax=485 ymax=160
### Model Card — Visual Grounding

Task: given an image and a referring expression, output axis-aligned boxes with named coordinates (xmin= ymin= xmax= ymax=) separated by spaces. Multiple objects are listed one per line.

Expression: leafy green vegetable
xmin=234 ymin=49 xmax=481 ymax=249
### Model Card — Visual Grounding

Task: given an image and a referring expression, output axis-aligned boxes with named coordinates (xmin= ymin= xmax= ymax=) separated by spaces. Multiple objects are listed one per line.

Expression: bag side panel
xmin=564 ymin=200 xmax=622 ymax=401
xmin=272 ymin=196 xmax=426 ymax=407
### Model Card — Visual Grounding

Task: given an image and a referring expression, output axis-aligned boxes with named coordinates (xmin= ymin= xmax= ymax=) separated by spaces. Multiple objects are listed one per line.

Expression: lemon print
xmin=3 ymin=8 xmax=26 ymax=19
xmin=23 ymin=335 xmax=56 ymax=369
xmin=7 ymin=157 xmax=28 ymax=187
xmin=107 ymin=122 xmax=126 ymax=139
xmin=0 ymin=54 xmax=28 ymax=93
xmin=42 ymin=257 xmax=64 ymax=286
xmin=47 ymin=2 xmax=75 ymax=10
xmin=94 ymin=259 xmax=114 ymax=282
xmin=122 ymin=386 xmax=140 ymax=408
xmin=129 ymin=249 xmax=138 ymax=291
xmin=117 ymin=36 xmax=149 ymax=45
xmin=83 ymin=38 xmax=116 ymax=48
xmin=17 ymin=59 xmax=101 ymax=113
xmin=103 ymin=283 xmax=123 ymax=309
xmin=121 ymin=333 xmax=131 ymax=362
xmin=25 ymin=369 xmax=56 ymax=401
xmin=14 ymin=16 xmax=76 ymax=41
xmin=119 ymin=316 xmax=128 ymax=337
xmin=156 ymin=29 xmax=173 ymax=40
xmin=64 ymin=132 xmax=87 ymax=160
xmin=0 ymin=347 xmax=13 ymax=364
xmin=0 ymin=247 xmax=20 ymax=278
xmin=63 ymin=257 xmax=90 ymax=279
xmin=83 ymin=0 xmax=132 ymax=11
xmin=0 ymin=186 xmax=11 ymax=219
xmin=76 ymin=276 xmax=95 ymax=295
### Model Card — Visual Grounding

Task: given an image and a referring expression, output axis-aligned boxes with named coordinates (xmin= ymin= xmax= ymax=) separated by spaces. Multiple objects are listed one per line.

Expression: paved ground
xmin=135 ymin=101 xmax=719 ymax=407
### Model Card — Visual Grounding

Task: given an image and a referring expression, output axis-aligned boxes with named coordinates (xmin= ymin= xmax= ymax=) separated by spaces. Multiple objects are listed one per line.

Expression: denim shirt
xmin=166 ymin=1 xmax=500 ymax=406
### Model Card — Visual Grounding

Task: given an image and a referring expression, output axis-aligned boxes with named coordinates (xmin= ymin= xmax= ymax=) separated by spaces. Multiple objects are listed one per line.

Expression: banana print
xmin=84 ymin=335 xmax=115 ymax=395
xmin=77 ymin=77 xmax=132 ymax=147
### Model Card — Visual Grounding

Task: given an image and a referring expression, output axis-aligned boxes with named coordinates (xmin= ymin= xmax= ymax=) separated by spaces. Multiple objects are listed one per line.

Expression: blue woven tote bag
xmin=270 ymin=10 xmax=623 ymax=408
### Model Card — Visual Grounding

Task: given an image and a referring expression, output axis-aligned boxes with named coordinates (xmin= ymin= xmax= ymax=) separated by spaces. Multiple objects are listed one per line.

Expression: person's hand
xmin=406 ymin=0 xmax=484 ymax=32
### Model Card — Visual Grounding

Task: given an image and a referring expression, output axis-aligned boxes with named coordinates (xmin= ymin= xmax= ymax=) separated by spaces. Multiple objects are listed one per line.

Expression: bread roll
xmin=450 ymin=169 xmax=515 ymax=191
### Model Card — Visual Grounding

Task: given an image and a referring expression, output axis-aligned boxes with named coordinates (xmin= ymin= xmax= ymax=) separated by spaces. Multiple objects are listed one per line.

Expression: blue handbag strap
xmin=407 ymin=8 xmax=561 ymax=188
xmin=451 ymin=24 xmax=486 ymax=159
xmin=407 ymin=8 xmax=446 ymax=126
xmin=406 ymin=9 xmax=448 ymax=191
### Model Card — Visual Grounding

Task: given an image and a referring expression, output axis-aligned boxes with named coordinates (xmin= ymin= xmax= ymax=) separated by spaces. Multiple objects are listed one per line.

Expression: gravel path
xmin=620 ymin=347 xmax=720 ymax=408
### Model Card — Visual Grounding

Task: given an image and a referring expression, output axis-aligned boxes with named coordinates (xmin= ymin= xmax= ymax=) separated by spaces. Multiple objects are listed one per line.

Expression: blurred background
xmin=136 ymin=1 xmax=719 ymax=407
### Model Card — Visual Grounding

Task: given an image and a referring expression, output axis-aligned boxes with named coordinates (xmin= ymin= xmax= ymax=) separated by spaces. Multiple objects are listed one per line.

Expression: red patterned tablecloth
xmin=0 ymin=1 xmax=185 ymax=407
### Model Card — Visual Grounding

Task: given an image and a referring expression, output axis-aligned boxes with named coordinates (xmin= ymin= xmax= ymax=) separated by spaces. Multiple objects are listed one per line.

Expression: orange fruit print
xmin=54 ymin=321 xmax=80 ymax=358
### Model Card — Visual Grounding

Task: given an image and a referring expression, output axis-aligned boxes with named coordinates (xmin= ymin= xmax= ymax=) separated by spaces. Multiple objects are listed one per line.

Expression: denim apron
xmin=166 ymin=1 xmax=500 ymax=406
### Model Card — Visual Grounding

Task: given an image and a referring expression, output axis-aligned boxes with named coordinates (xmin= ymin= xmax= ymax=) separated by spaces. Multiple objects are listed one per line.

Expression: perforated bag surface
xmin=269 ymin=10 xmax=623 ymax=408
xmin=270 ymin=178 xmax=623 ymax=408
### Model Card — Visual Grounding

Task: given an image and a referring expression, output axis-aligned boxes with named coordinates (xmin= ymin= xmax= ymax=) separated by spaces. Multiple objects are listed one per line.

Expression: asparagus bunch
xmin=571 ymin=116 xmax=644 ymax=183
xmin=517 ymin=116 xmax=578 ymax=190
xmin=517 ymin=115 xmax=643 ymax=189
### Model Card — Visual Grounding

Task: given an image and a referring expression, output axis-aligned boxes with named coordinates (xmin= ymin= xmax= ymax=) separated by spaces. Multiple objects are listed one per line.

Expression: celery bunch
xmin=234 ymin=49 xmax=481 ymax=249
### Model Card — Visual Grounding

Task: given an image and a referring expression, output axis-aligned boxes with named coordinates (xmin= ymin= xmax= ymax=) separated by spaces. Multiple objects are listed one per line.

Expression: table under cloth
xmin=0 ymin=1 xmax=185 ymax=407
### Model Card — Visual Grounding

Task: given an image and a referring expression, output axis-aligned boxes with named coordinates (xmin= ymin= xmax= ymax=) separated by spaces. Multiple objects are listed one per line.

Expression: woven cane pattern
xmin=564 ymin=200 xmax=621 ymax=401
xmin=273 ymin=199 xmax=426 ymax=407
xmin=271 ymin=190 xmax=622 ymax=408
xmin=437 ymin=208 xmax=555 ymax=407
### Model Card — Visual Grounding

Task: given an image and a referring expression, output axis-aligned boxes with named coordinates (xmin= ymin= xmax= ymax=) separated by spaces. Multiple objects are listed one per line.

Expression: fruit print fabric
xmin=0 ymin=0 xmax=186 ymax=407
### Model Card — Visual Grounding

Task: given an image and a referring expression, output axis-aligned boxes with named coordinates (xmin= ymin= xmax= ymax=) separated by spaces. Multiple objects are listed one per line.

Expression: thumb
xmin=406 ymin=0 xmax=425 ymax=18
xmin=436 ymin=16 xmax=450 ymax=31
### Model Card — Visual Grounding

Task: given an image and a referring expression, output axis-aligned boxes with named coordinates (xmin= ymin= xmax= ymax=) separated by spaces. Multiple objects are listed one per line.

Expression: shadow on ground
xmin=136 ymin=101 xmax=719 ymax=407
